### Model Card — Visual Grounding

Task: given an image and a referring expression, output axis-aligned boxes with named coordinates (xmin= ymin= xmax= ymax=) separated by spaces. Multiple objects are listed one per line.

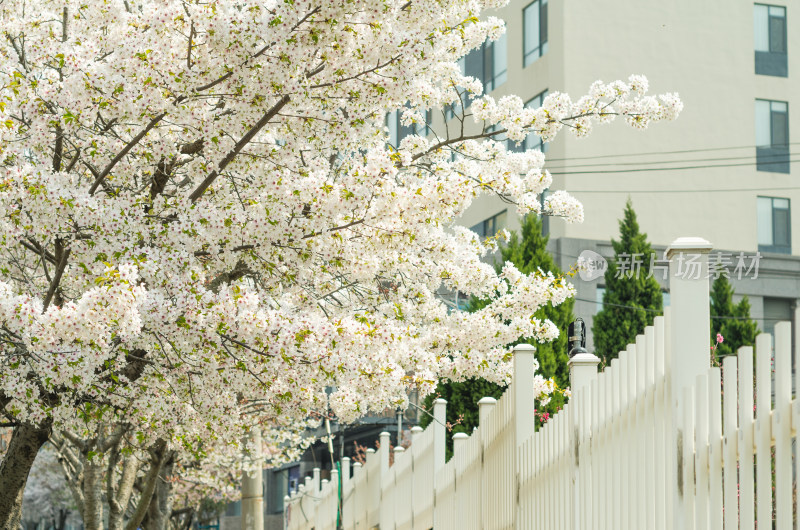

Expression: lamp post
xmin=241 ymin=427 xmax=263 ymax=530
xmin=567 ymin=318 xmax=600 ymax=394
xmin=568 ymin=318 xmax=588 ymax=358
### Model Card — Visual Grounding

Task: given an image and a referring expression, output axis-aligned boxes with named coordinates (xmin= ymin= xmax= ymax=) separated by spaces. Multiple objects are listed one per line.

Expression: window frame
xmin=464 ymin=35 xmax=508 ymax=93
xmin=523 ymin=0 xmax=549 ymax=67
xmin=505 ymin=89 xmax=548 ymax=153
xmin=754 ymin=3 xmax=787 ymax=77
xmin=388 ymin=108 xmax=432 ymax=146
xmin=757 ymin=196 xmax=792 ymax=254
xmin=470 ymin=210 xmax=508 ymax=239
xmin=755 ymin=98 xmax=790 ymax=173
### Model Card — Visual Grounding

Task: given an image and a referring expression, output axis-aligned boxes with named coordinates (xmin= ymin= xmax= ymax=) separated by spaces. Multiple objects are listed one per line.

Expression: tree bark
xmin=125 ymin=440 xmax=168 ymax=530
xmin=56 ymin=508 xmax=69 ymax=530
xmin=145 ymin=451 xmax=175 ymax=530
xmin=82 ymin=454 xmax=105 ymax=530
xmin=0 ymin=420 xmax=52 ymax=529
xmin=108 ymin=454 xmax=140 ymax=530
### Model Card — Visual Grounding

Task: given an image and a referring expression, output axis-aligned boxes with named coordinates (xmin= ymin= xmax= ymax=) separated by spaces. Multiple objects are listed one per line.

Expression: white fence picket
xmin=708 ymin=367 xmax=723 ymax=530
xmin=773 ymin=322 xmax=792 ymax=529
xmin=736 ymin=346 xmax=755 ymax=530
xmin=721 ymin=356 xmax=737 ymax=530
xmin=696 ymin=372 xmax=710 ymax=530
xmin=755 ymin=333 xmax=772 ymax=529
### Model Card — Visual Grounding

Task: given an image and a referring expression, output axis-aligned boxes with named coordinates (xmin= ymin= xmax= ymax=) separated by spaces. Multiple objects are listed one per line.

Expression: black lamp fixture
xmin=568 ymin=318 xmax=588 ymax=358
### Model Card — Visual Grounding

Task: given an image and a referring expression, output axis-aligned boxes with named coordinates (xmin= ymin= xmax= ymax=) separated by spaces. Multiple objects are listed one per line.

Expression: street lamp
xmin=568 ymin=318 xmax=588 ymax=358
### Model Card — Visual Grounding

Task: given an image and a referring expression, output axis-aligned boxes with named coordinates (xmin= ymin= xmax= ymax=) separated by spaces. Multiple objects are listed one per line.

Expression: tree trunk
xmin=0 ymin=421 xmax=52 ymax=529
xmin=125 ymin=440 xmax=167 ymax=530
xmin=82 ymin=456 xmax=105 ymax=530
xmin=108 ymin=455 xmax=140 ymax=530
xmin=56 ymin=508 xmax=69 ymax=530
xmin=144 ymin=451 xmax=175 ymax=530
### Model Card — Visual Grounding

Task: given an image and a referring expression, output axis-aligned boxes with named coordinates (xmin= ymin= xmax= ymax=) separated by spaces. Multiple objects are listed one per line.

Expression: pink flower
xmin=716 ymin=333 xmax=724 ymax=344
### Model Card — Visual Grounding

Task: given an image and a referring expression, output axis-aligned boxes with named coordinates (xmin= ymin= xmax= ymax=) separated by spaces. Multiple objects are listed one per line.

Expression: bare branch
xmin=88 ymin=112 xmax=167 ymax=195
xmin=42 ymin=240 xmax=70 ymax=312
xmin=188 ymin=95 xmax=289 ymax=202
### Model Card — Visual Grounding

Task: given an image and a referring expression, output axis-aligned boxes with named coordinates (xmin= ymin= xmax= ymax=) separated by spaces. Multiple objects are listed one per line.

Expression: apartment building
xmin=390 ymin=0 xmax=800 ymax=349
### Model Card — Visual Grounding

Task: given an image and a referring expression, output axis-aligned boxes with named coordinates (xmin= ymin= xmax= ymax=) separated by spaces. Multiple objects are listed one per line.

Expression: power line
xmin=549 ymin=156 xmax=800 ymax=175
xmin=543 ymin=141 xmax=800 ymax=162
xmin=545 ymin=150 xmax=795 ymax=170
xmin=570 ymin=186 xmax=800 ymax=194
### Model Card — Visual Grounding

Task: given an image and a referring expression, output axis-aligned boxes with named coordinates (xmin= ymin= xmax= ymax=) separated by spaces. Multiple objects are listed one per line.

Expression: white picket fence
xmin=283 ymin=238 xmax=799 ymax=530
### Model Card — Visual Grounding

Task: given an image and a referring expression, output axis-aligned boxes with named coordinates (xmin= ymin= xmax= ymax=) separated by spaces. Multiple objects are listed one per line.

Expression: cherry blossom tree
xmin=0 ymin=0 xmax=682 ymax=525
xmin=47 ymin=418 xmax=314 ymax=530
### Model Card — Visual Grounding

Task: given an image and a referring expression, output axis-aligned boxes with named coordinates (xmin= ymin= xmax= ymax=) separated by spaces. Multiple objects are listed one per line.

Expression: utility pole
xmin=241 ymin=427 xmax=264 ymax=530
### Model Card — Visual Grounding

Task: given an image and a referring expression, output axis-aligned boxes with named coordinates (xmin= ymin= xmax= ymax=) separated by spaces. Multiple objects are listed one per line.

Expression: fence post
xmin=569 ymin=351 xmax=601 ymax=394
xmin=312 ymin=468 xmax=320 ymax=495
xmin=341 ymin=457 xmax=350 ymax=487
xmin=380 ymin=432 xmax=391 ymax=475
xmin=453 ymin=432 xmax=469 ymax=455
xmin=568 ymin=350 xmax=600 ymax=529
xmin=478 ymin=396 xmax=497 ymax=426
xmin=410 ymin=425 xmax=423 ymax=445
xmin=283 ymin=495 xmax=290 ymax=530
xmin=666 ymin=236 xmax=712 ymax=530
xmin=433 ymin=398 xmax=447 ymax=471
xmin=513 ymin=344 xmax=536 ymax=447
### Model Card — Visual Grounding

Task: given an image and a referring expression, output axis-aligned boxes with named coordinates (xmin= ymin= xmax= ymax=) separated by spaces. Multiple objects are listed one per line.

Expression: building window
xmin=506 ymin=90 xmax=548 ymax=153
xmin=523 ymin=0 xmax=548 ymax=67
xmin=763 ymin=297 xmax=794 ymax=337
xmin=471 ymin=210 xmax=507 ymax=238
xmin=387 ymin=108 xmax=432 ymax=146
xmin=595 ymin=286 xmax=605 ymax=310
xmin=754 ymin=4 xmax=787 ymax=77
xmin=757 ymin=196 xmax=791 ymax=254
xmin=525 ymin=90 xmax=548 ymax=152
xmin=287 ymin=465 xmax=301 ymax=495
xmin=755 ymin=99 xmax=789 ymax=173
xmin=446 ymin=57 xmax=467 ymax=121
xmin=540 ymin=189 xmax=550 ymax=236
xmin=225 ymin=500 xmax=242 ymax=517
xmin=464 ymin=34 xmax=508 ymax=93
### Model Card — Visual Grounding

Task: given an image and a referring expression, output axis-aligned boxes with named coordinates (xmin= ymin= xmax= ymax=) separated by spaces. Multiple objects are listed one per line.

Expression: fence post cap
xmin=410 ymin=426 xmax=423 ymax=433
xmin=366 ymin=448 xmax=375 ymax=454
xmin=665 ymin=236 xmax=712 ymax=258
xmin=568 ymin=352 xmax=601 ymax=367
xmin=513 ymin=343 xmax=536 ymax=353
xmin=394 ymin=446 xmax=405 ymax=453
xmin=477 ymin=396 xmax=498 ymax=405
xmin=434 ymin=398 xmax=447 ymax=405
xmin=379 ymin=431 xmax=391 ymax=439
xmin=452 ymin=432 xmax=469 ymax=440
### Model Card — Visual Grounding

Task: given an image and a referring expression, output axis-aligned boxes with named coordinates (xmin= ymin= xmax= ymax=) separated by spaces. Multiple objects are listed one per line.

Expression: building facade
xmin=429 ymin=0 xmax=800 ymax=350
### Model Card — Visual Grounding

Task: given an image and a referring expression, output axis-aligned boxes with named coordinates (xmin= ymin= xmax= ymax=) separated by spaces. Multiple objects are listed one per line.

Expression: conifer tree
xmin=709 ymin=275 xmax=759 ymax=362
xmin=592 ymin=199 xmax=663 ymax=363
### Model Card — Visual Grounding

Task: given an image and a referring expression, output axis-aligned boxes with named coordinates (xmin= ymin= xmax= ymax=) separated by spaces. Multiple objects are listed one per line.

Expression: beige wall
xmin=457 ymin=0 xmax=799 ymax=256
